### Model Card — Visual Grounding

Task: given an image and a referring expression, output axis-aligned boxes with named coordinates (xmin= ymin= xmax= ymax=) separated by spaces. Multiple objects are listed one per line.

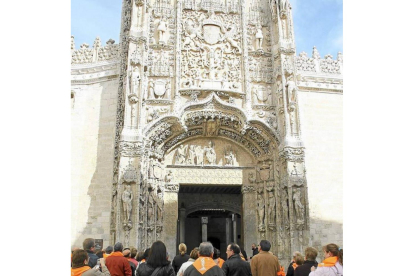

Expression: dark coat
xmin=172 ymin=254 xmax=190 ymax=273
xmin=184 ymin=263 xmax=225 ymax=276
xmin=286 ymin=262 xmax=294 ymax=276
xmin=87 ymin=250 xmax=99 ymax=268
xmin=222 ymin=254 xmax=252 ymax=276
xmin=136 ymin=262 xmax=175 ymax=276
xmin=251 ymin=248 xmax=259 ymax=258
xmin=294 ymin=260 xmax=318 ymax=276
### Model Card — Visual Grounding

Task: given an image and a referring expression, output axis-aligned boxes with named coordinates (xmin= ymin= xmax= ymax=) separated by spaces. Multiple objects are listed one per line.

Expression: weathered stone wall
xmin=71 ymin=79 xmax=119 ymax=248
xmin=297 ymin=90 xmax=343 ymax=261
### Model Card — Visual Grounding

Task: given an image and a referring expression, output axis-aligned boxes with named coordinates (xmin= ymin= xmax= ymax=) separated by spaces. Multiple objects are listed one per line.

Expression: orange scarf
xmin=108 ymin=251 xmax=124 ymax=257
xmin=292 ymin=263 xmax=298 ymax=270
xmin=217 ymin=258 xmax=225 ymax=268
xmin=318 ymin=256 xmax=338 ymax=267
xmin=71 ymin=266 xmax=90 ymax=276
xmin=193 ymin=257 xmax=217 ymax=275
xmin=103 ymin=253 xmax=111 ymax=259
xmin=277 ymin=266 xmax=286 ymax=276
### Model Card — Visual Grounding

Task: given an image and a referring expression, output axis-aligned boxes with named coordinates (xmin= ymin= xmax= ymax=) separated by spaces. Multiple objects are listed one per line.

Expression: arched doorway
xmin=178 ymin=185 xmax=242 ymax=260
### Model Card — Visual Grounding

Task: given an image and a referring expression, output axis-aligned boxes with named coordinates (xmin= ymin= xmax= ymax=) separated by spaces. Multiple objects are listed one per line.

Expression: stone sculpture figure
xmin=175 ymin=144 xmax=188 ymax=164
xmin=122 ymin=185 xmax=133 ymax=223
xmin=148 ymin=80 xmax=155 ymax=99
xmin=257 ymin=193 xmax=265 ymax=226
xmin=156 ymin=191 xmax=163 ymax=222
xmin=195 ymin=145 xmax=204 ymax=165
xmin=204 ymin=141 xmax=216 ymax=165
xmin=225 ymin=150 xmax=236 ymax=166
xmin=148 ymin=191 xmax=155 ymax=224
xmin=268 ymin=191 xmax=276 ymax=224
xmin=112 ymin=185 xmax=117 ymax=211
xmin=157 ymin=16 xmax=168 ymax=43
xmin=255 ymin=24 xmax=263 ymax=50
xmin=286 ymin=76 xmax=297 ymax=103
xmin=165 ymin=170 xmax=173 ymax=183
xmin=187 ymin=145 xmax=196 ymax=164
xmin=293 ymin=188 xmax=305 ymax=224
xmin=281 ymin=189 xmax=289 ymax=229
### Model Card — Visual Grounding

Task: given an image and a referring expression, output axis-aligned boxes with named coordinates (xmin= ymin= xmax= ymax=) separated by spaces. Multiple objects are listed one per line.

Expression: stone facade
xmin=71 ymin=0 xmax=343 ymax=266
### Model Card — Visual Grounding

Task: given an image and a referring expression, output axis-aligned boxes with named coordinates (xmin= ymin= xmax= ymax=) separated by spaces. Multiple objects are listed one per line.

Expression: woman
xmin=172 ymin=243 xmax=190 ymax=273
xmin=309 ymin=243 xmax=343 ymax=276
xmin=136 ymin=241 xmax=175 ymax=276
xmin=177 ymin=248 xmax=199 ymax=276
xmin=71 ymin=249 xmax=110 ymax=276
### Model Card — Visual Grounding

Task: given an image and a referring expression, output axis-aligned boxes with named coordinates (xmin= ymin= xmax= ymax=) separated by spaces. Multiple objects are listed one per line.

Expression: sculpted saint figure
xmin=293 ymin=189 xmax=305 ymax=224
xmin=281 ymin=189 xmax=289 ymax=228
xmin=268 ymin=191 xmax=276 ymax=224
xmin=286 ymin=76 xmax=297 ymax=103
xmin=195 ymin=145 xmax=204 ymax=165
xmin=175 ymin=144 xmax=187 ymax=164
xmin=122 ymin=185 xmax=133 ymax=223
xmin=255 ymin=25 xmax=263 ymax=50
xmin=187 ymin=145 xmax=196 ymax=165
xmin=257 ymin=193 xmax=265 ymax=226
xmin=157 ymin=16 xmax=168 ymax=43
xmin=225 ymin=150 xmax=236 ymax=166
xmin=204 ymin=141 xmax=216 ymax=165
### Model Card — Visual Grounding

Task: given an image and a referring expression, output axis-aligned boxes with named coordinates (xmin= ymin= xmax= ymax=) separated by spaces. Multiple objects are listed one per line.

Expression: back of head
xmin=131 ymin=247 xmax=138 ymax=259
xmin=323 ymin=243 xmax=343 ymax=266
xmin=83 ymin=238 xmax=95 ymax=251
xmin=143 ymin=248 xmax=151 ymax=259
xmin=190 ymin=247 xmax=199 ymax=260
xmin=105 ymin=246 xmax=114 ymax=254
xmin=114 ymin=242 xmax=123 ymax=252
xmin=96 ymin=250 xmax=104 ymax=258
xmin=136 ymin=251 xmax=145 ymax=261
xmin=72 ymin=249 xmax=89 ymax=269
xmin=213 ymin=248 xmax=219 ymax=259
xmin=295 ymin=253 xmax=304 ymax=265
xmin=179 ymin=243 xmax=187 ymax=256
xmin=199 ymin=242 xmax=214 ymax=257
xmin=229 ymin=243 xmax=241 ymax=255
xmin=259 ymin=240 xmax=271 ymax=252
xmin=293 ymin=251 xmax=301 ymax=261
xmin=304 ymin=247 xmax=318 ymax=261
xmin=123 ymin=248 xmax=131 ymax=258
xmin=147 ymin=240 xmax=169 ymax=267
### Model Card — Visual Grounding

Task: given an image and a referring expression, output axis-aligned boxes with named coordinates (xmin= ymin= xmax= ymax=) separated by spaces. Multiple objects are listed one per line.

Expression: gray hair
xmin=199 ymin=242 xmax=214 ymax=257
xmin=114 ymin=242 xmax=123 ymax=252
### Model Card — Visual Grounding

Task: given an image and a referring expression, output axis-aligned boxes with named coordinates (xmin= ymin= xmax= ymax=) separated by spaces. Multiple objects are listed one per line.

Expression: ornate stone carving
xmin=120 ymin=141 xmax=144 ymax=157
xmin=241 ymin=185 xmax=256 ymax=194
xmin=165 ymin=182 xmax=179 ymax=193
xmin=293 ymin=188 xmax=305 ymax=225
xmin=320 ymin=54 xmax=341 ymax=74
xmin=155 ymin=16 xmax=168 ymax=44
xmin=257 ymin=192 xmax=265 ymax=228
xmin=296 ymin=52 xmax=316 ymax=72
xmin=171 ymin=167 xmax=244 ymax=184
xmin=224 ymin=147 xmax=237 ymax=166
xmin=312 ymin=46 xmax=320 ymax=59
xmin=279 ymin=147 xmax=305 ymax=162
xmin=281 ymin=188 xmax=289 ymax=229
xmin=204 ymin=140 xmax=217 ymax=165
xmin=123 ymin=161 xmax=138 ymax=183
xmin=122 ymin=184 xmax=133 ymax=224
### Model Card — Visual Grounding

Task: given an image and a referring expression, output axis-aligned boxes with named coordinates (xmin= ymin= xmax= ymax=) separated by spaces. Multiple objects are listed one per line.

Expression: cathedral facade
xmin=71 ymin=0 xmax=343 ymax=266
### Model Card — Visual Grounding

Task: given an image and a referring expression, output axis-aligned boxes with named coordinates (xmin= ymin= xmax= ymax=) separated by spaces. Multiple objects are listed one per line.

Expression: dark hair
xmin=105 ymin=246 xmax=114 ymax=254
xmin=131 ymin=247 xmax=138 ymax=258
xmin=95 ymin=250 xmax=104 ymax=258
xmin=190 ymin=247 xmax=199 ymax=260
xmin=114 ymin=242 xmax=123 ymax=252
xmin=259 ymin=240 xmax=271 ymax=251
xmin=72 ymin=249 xmax=89 ymax=269
xmin=229 ymin=243 xmax=241 ymax=254
xmin=323 ymin=243 xmax=343 ymax=266
xmin=147 ymin=241 xmax=170 ymax=267
xmin=136 ymin=251 xmax=145 ymax=261
xmin=143 ymin=248 xmax=151 ymax=259
xmin=83 ymin=238 xmax=95 ymax=251
xmin=304 ymin=247 xmax=318 ymax=261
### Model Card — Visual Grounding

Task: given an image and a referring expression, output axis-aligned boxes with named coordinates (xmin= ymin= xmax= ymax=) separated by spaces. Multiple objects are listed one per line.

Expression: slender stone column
xmin=232 ymin=214 xmax=237 ymax=243
xmin=201 ymin=217 xmax=208 ymax=242
xmin=226 ymin=217 xmax=231 ymax=246
xmin=164 ymin=184 xmax=179 ymax=259
xmin=179 ymin=207 xmax=186 ymax=244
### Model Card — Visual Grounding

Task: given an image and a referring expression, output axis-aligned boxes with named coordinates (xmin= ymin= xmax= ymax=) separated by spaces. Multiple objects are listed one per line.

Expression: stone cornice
xmin=71 ymin=60 xmax=120 ymax=84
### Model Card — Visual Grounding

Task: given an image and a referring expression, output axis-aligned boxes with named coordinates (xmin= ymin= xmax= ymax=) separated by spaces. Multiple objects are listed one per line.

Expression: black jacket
xmin=286 ymin=262 xmax=294 ymax=276
xmin=87 ymin=250 xmax=99 ymax=268
xmin=222 ymin=254 xmax=251 ymax=276
xmin=293 ymin=260 xmax=318 ymax=276
xmin=136 ymin=262 xmax=175 ymax=276
xmin=172 ymin=254 xmax=190 ymax=273
xmin=251 ymin=248 xmax=258 ymax=258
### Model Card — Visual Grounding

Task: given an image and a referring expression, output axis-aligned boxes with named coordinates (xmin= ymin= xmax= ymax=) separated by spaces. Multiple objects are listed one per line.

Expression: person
xmin=250 ymin=240 xmax=280 ymax=276
xmin=123 ymin=248 xmax=137 ymax=276
xmin=105 ymin=242 xmax=132 ymax=276
xmin=141 ymin=248 xmax=150 ymax=263
xmin=183 ymin=242 xmax=225 ymax=276
xmin=130 ymin=247 xmax=139 ymax=267
xmin=251 ymin=244 xmax=259 ymax=259
xmin=72 ymin=245 xmax=80 ymax=266
xmin=177 ymin=247 xmax=199 ymax=276
xmin=293 ymin=253 xmax=304 ymax=270
xmin=222 ymin=243 xmax=252 ymax=276
xmin=71 ymin=249 xmax=111 ymax=276
xmin=213 ymin=248 xmax=225 ymax=268
xmin=95 ymin=250 xmax=104 ymax=259
xmin=240 ymin=247 xmax=247 ymax=261
xmin=286 ymin=251 xmax=301 ymax=276
xmin=83 ymin=238 xmax=99 ymax=268
xmin=104 ymin=246 xmax=113 ymax=259
xmin=172 ymin=243 xmax=190 ymax=273
xmin=136 ymin=240 xmax=175 ymax=276
xmin=136 ymin=251 xmax=145 ymax=266
xmin=309 ymin=244 xmax=342 ymax=276
xmin=294 ymin=247 xmax=318 ymax=276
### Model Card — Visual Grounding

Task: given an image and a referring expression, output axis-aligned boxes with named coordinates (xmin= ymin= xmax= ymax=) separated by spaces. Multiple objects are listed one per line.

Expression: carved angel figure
xmin=220 ymin=24 xmax=241 ymax=53
xmin=175 ymin=144 xmax=188 ymax=164
xmin=122 ymin=185 xmax=133 ymax=223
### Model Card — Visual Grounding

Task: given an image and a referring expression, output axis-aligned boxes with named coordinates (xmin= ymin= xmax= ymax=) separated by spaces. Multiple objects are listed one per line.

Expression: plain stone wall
xmin=297 ymin=90 xmax=343 ymax=261
xmin=71 ymin=79 xmax=119 ymax=249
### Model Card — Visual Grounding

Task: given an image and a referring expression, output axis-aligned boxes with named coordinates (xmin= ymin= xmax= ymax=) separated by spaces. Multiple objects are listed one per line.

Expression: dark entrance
xmin=178 ymin=185 xmax=242 ymax=260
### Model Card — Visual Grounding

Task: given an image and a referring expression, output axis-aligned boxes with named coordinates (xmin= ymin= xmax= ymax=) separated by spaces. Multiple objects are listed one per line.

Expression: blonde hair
xmin=179 ymin=243 xmax=187 ymax=256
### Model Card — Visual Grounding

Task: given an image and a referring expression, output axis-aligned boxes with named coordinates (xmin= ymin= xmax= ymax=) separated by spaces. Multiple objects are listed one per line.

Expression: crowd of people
xmin=71 ymin=238 xmax=343 ymax=276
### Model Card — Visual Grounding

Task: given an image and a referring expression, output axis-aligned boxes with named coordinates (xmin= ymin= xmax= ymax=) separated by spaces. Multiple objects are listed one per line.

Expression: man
xmin=184 ymin=242 xmax=225 ymax=276
xmin=105 ymin=242 xmax=132 ymax=276
xmin=293 ymin=247 xmax=318 ymax=276
xmin=123 ymin=248 xmax=137 ymax=276
xmin=286 ymin=251 xmax=301 ymax=276
xmin=250 ymin=240 xmax=280 ymax=276
xmin=83 ymin=238 xmax=99 ymax=268
xmin=104 ymin=246 xmax=113 ymax=259
xmin=129 ymin=247 xmax=139 ymax=267
xmin=251 ymin=243 xmax=259 ymax=259
xmin=222 ymin=243 xmax=252 ymax=276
